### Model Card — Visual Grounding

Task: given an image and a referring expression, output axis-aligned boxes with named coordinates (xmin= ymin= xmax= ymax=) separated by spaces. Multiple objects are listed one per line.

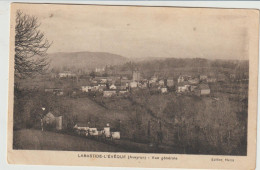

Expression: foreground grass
xmin=13 ymin=129 xmax=126 ymax=152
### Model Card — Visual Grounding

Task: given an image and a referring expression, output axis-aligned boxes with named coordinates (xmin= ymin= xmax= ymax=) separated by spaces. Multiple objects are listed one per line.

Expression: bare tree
xmin=15 ymin=10 xmax=52 ymax=79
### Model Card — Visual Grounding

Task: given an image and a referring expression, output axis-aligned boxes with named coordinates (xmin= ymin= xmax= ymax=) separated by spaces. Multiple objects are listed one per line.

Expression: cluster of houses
xmin=177 ymin=75 xmax=212 ymax=96
xmin=81 ymin=71 xmax=175 ymax=97
xmin=74 ymin=123 xmax=120 ymax=140
xmin=45 ymin=70 xmax=236 ymax=97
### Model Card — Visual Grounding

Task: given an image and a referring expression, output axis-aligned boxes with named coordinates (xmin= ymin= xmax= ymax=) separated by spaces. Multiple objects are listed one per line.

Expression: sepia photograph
xmin=7 ymin=3 xmax=259 ymax=169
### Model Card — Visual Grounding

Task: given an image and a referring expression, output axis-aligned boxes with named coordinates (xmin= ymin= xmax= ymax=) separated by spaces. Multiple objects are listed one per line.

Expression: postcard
xmin=8 ymin=3 xmax=259 ymax=169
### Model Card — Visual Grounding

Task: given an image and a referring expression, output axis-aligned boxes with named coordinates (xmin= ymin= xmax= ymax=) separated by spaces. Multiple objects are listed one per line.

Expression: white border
xmin=0 ymin=1 xmax=259 ymax=170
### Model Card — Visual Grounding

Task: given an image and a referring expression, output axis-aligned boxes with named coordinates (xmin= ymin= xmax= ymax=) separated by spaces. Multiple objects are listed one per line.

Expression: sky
xmin=13 ymin=4 xmax=256 ymax=60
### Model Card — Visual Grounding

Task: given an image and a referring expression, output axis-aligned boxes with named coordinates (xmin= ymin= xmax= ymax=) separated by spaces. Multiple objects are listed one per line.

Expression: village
xmin=37 ymin=64 xmax=248 ymax=145
xmin=45 ymin=69 xmax=217 ymax=98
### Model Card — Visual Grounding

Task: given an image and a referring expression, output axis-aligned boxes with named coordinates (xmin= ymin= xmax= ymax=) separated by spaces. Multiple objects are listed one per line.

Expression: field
xmin=13 ymin=129 xmax=125 ymax=152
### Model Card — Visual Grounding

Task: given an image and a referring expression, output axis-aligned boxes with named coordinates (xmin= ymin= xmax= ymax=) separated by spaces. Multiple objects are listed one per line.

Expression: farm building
xmin=198 ymin=84 xmax=210 ymax=95
xmin=103 ymin=90 xmax=117 ymax=97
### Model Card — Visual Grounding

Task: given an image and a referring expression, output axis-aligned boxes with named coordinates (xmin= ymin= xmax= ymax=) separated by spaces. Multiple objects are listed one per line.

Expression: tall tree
xmin=15 ymin=10 xmax=52 ymax=79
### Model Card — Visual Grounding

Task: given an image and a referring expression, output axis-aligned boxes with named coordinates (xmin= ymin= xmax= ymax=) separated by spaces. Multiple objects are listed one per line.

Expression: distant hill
xmin=47 ymin=51 xmax=129 ymax=71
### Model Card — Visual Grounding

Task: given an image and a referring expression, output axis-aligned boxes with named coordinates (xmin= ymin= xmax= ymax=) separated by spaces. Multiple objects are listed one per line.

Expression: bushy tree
xmin=15 ymin=10 xmax=52 ymax=79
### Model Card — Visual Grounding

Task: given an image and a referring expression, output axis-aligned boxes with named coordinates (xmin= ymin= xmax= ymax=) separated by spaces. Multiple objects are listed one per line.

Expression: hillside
xmin=47 ymin=51 xmax=129 ymax=71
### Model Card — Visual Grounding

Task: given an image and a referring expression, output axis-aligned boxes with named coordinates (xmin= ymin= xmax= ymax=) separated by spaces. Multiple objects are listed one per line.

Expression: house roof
xmin=43 ymin=112 xmax=55 ymax=119
xmin=199 ymin=84 xmax=210 ymax=89
xmin=76 ymin=122 xmax=89 ymax=127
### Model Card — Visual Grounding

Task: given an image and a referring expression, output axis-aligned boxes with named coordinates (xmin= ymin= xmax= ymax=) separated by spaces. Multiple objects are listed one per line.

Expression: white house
xmin=104 ymin=126 xmax=111 ymax=138
xmin=130 ymin=82 xmax=138 ymax=88
xmin=161 ymin=87 xmax=168 ymax=93
xmin=178 ymin=86 xmax=187 ymax=93
xmin=95 ymin=67 xmax=105 ymax=72
xmin=109 ymin=84 xmax=117 ymax=90
xmin=177 ymin=81 xmax=190 ymax=93
xmin=81 ymin=86 xmax=92 ymax=92
xmin=199 ymin=84 xmax=210 ymax=95
xmin=74 ymin=123 xmax=89 ymax=131
xmin=88 ymin=128 xmax=98 ymax=136
xmin=111 ymin=132 xmax=120 ymax=140
xmin=159 ymin=80 xmax=165 ymax=86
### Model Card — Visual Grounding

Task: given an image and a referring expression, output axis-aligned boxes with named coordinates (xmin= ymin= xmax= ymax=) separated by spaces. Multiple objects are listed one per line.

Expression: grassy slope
xmin=13 ymin=129 xmax=125 ymax=152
